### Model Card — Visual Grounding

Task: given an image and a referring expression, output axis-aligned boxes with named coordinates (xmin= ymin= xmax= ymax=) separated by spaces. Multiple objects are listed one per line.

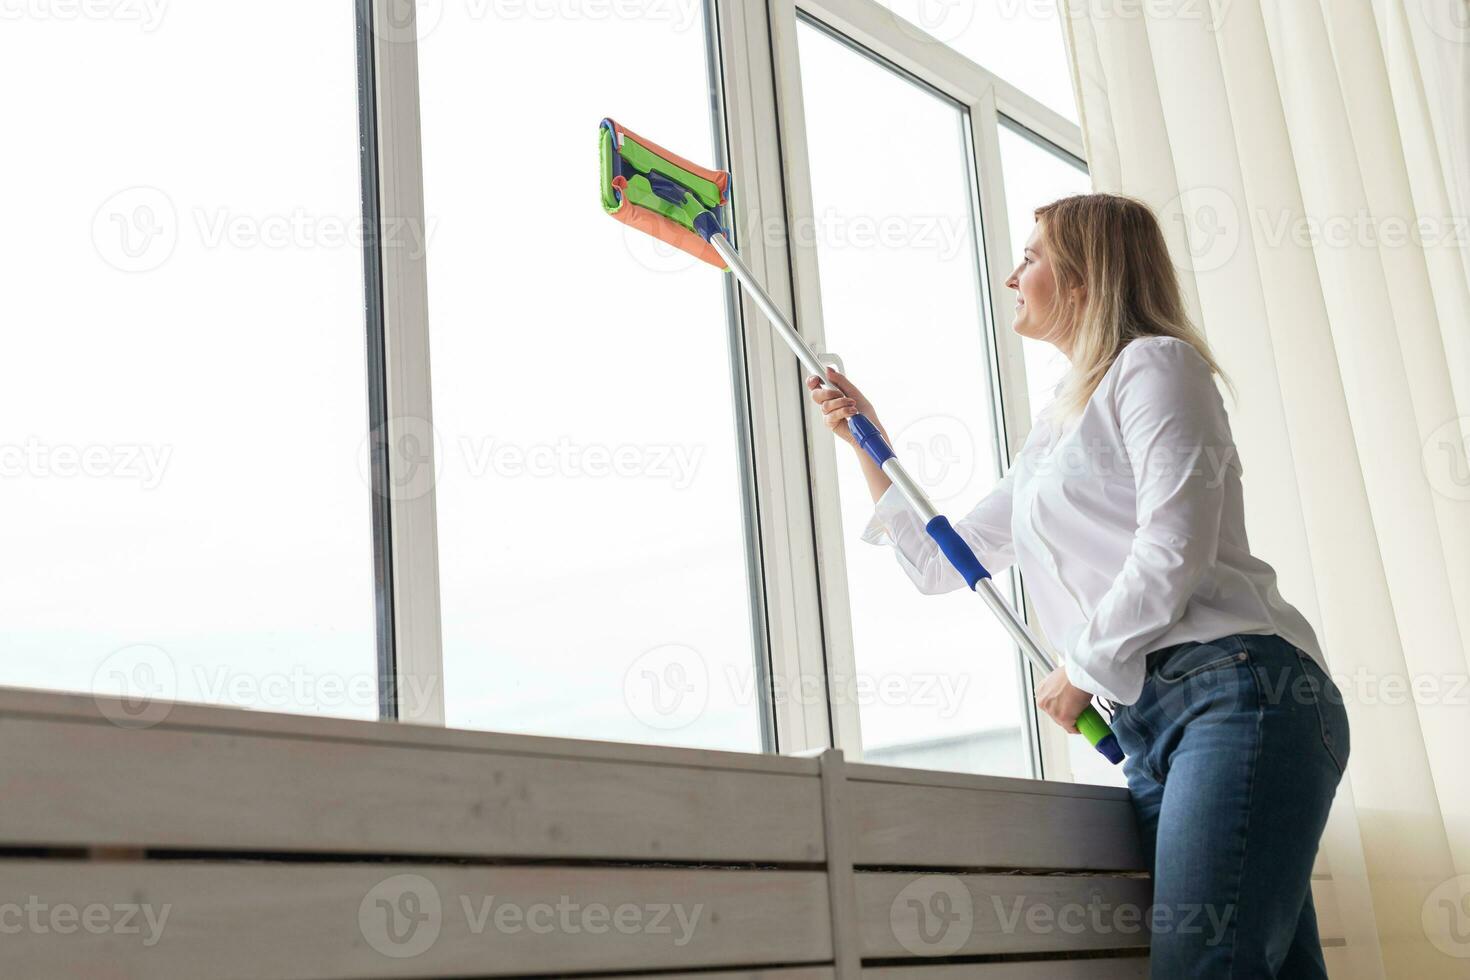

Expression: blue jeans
xmin=1110 ymin=632 xmax=1349 ymax=978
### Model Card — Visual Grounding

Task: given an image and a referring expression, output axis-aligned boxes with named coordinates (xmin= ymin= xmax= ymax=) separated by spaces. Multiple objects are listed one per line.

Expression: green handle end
xmin=1077 ymin=705 xmax=1124 ymax=765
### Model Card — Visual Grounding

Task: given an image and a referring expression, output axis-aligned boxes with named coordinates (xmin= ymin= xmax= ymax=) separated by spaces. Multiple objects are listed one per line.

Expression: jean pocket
xmin=1154 ymin=636 xmax=1250 ymax=684
xmin=1296 ymin=650 xmax=1349 ymax=775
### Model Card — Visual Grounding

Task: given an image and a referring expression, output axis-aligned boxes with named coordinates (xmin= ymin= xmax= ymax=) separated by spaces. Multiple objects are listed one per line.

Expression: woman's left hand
xmin=1035 ymin=667 xmax=1094 ymax=734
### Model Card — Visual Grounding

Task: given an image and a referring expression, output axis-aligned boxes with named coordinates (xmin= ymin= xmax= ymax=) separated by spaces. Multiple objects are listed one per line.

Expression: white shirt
xmin=860 ymin=335 xmax=1325 ymax=705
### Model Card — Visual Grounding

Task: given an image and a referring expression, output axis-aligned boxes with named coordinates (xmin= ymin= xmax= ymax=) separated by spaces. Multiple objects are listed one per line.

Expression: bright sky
xmin=0 ymin=4 xmax=378 ymax=718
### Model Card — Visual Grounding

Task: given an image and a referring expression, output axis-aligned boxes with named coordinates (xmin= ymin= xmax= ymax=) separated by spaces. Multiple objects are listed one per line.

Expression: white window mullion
xmin=712 ymin=0 xmax=840 ymax=755
xmin=364 ymin=0 xmax=445 ymax=726
xmin=765 ymin=0 xmax=867 ymax=758
xmin=968 ymin=88 xmax=1051 ymax=779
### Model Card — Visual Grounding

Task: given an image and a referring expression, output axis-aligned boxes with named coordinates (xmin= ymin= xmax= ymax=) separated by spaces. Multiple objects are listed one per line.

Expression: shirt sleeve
xmin=1063 ymin=339 xmax=1232 ymax=704
xmin=859 ymin=466 xmax=1019 ymax=595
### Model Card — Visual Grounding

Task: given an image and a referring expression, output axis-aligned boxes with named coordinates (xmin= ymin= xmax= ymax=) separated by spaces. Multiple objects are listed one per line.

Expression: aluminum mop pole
xmin=706 ymin=232 xmax=1122 ymax=766
xmin=598 ymin=117 xmax=1122 ymax=763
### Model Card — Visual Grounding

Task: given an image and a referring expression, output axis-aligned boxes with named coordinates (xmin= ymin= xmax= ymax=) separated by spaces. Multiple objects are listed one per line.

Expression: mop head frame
xmin=599 ymin=117 xmax=731 ymax=269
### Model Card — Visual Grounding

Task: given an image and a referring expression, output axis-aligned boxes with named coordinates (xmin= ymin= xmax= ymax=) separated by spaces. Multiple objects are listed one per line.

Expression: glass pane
xmin=0 ymin=7 xmax=377 ymax=719
xmin=997 ymin=127 xmax=1123 ymax=788
xmin=798 ymin=20 xmax=1028 ymax=777
xmin=419 ymin=6 xmax=763 ymax=751
xmin=880 ymin=0 xmax=1078 ymax=122
xmin=997 ymin=122 xmax=1092 ymax=427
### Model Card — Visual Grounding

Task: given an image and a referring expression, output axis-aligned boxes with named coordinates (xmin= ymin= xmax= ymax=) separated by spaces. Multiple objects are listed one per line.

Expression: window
xmin=4 ymin=0 xmax=1094 ymax=779
xmin=417 ymin=4 xmax=766 ymax=751
xmin=797 ymin=19 xmax=1029 ymax=777
xmin=0 ymin=4 xmax=378 ymax=719
xmin=881 ymin=0 xmax=1079 ymax=122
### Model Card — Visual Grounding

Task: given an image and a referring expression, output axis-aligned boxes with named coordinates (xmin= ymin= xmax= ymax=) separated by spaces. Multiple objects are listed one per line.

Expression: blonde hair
xmin=1031 ymin=193 xmax=1232 ymax=426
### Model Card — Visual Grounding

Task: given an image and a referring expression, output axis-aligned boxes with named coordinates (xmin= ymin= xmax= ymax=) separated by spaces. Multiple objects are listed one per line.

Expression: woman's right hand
xmin=806 ymin=366 xmax=887 ymax=450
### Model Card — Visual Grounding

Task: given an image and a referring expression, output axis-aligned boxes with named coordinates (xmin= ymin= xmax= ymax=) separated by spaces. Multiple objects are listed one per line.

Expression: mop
xmin=599 ymin=117 xmax=1123 ymax=765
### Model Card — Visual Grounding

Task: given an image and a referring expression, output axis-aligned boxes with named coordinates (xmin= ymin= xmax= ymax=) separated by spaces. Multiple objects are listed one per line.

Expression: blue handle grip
xmin=842 ymin=414 xmax=990 ymax=590
xmin=846 ymin=413 xmax=894 ymax=467
xmin=924 ymin=515 xmax=991 ymax=590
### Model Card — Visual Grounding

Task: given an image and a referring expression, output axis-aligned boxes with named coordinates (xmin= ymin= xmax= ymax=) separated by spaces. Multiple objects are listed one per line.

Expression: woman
xmin=808 ymin=193 xmax=1349 ymax=978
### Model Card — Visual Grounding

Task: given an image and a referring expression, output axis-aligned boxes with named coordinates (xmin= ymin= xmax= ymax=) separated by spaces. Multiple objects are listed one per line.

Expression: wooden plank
xmin=859 ymin=874 xmax=1340 ymax=959
xmin=0 ymin=861 xmax=831 ymax=979
xmin=0 ymin=714 xmax=825 ymax=863
xmin=846 ymin=762 xmax=1132 ymax=802
xmin=0 ymin=685 xmax=820 ymax=776
xmin=857 ymin=873 xmax=1152 ymax=959
xmin=815 ymin=750 xmax=861 ymax=978
xmin=1312 ymin=878 xmax=1343 ymax=943
xmin=87 ymin=848 xmax=146 ymax=861
xmin=849 ymin=781 xmax=1146 ymax=871
xmin=1322 ymin=944 xmax=1351 ymax=973
xmin=864 ymin=959 xmax=1148 ymax=979
xmin=634 ymin=972 xmax=834 ymax=980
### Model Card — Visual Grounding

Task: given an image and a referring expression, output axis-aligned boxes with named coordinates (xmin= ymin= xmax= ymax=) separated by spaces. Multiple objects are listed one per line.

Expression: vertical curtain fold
xmin=1373 ymin=0 xmax=1470 ymax=423
xmin=1058 ymin=1 xmax=1470 ymax=976
xmin=1398 ymin=0 xmax=1470 ymax=295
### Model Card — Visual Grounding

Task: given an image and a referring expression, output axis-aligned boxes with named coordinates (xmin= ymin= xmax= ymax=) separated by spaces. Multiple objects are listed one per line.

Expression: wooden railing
xmin=0 ymin=686 xmax=1340 ymax=977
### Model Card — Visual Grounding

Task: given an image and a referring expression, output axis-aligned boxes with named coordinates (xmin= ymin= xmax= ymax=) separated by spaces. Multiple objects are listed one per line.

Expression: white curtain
xmin=1057 ymin=1 xmax=1470 ymax=976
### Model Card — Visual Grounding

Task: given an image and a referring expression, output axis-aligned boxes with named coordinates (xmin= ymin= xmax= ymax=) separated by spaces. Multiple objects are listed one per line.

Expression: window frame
xmin=359 ymin=0 xmax=446 ymax=725
xmin=280 ymin=0 xmax=1095 ymax=772
xmin=17 ymin=0 xmax=1087 ymax=778
xmin=763 ymin=0 xmax=1090 ymax=778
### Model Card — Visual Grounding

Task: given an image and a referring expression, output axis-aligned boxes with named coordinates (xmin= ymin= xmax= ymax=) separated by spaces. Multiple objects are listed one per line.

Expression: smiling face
xmin=1005 ymin=220 xmax=1073 ymax=357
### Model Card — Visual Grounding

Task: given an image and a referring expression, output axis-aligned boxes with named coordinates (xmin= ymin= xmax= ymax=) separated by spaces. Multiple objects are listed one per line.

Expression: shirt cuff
xmin=1054 ymin=620 xmax=1099 ymax=692
xmin=1061 ymin=623 xmax=1142 ymax=706
xmin=859 ymin=482 xmax=909 ymax=546
xmin=1065 ymin=652 xmax=1107 ymax=702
